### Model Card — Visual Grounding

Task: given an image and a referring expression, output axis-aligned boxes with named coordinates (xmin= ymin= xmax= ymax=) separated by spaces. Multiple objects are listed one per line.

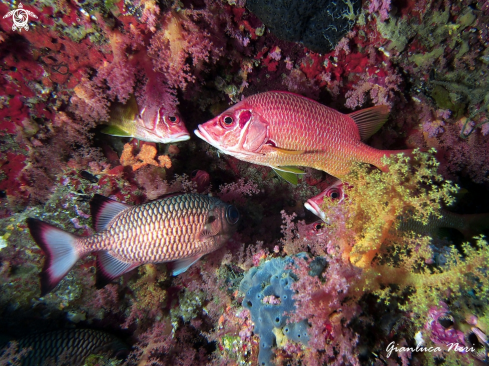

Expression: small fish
xmin=298 ymin=220 xmax=327 ymax=240
xmin=27 ymin=193 xmax=240 ymax=295
xmin=195 ymin=91 xmax=411 ymax=184
xmin=102 ymin=95 xmax=190 ymax=143
xmin=305 ymin=180 xmax=489 ymax=238
xmin=1 ymin=329 xmax=128 ymax=366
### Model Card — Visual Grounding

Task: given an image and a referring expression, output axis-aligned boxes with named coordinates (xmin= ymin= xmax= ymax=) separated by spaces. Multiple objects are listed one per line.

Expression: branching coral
xmin=148 ymin=4 xmax=224 ymax=90
xmin=330 ymin=149 xmax=459 ymax=268
xmin=368 ymin=237 xmax=489 ymax=326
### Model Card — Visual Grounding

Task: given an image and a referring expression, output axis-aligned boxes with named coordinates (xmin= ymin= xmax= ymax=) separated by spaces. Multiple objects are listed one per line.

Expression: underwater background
xmin=1 ymin=0 xmax=489 ymax=365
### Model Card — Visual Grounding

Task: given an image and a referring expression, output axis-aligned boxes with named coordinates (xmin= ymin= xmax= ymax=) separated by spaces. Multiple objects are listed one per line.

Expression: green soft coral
xmin=338 ymin=148 xmax=458 ymax=267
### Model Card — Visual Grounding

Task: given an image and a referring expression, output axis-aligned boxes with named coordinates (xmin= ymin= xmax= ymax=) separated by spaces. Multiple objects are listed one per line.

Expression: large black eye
xmin=329 ymin=189 xmax=340 ymax=199
xmin=191 ymin=170 xmax=198 ymax=178
xmin=168 ymin=116 xmax=179 ymax=124
xmin=223 ymin=116 xmax=233 ymax=125
xmin=226 ymin=205 xmax=240 ymax=225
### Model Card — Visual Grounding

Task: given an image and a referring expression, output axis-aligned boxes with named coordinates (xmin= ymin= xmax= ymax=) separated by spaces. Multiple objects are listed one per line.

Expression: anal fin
xmin=96 ymin=251 xmax=140 ymax=288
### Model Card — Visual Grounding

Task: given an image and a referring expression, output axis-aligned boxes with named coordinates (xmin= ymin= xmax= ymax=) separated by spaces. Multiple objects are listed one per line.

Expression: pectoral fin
xmin=172 ymin=254 xmax=203 ymax=276
xmin=269 ymin=146 xmax=305 ymax=155
xmin=101 ymin=125 xmax=133 ymax=137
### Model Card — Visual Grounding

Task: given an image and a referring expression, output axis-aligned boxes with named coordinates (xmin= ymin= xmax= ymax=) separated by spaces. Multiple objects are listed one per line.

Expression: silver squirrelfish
xmin=27 ymin=193 xmax=240 ymax=295
xmin=2 ymin=329 xmax=128 ymax=366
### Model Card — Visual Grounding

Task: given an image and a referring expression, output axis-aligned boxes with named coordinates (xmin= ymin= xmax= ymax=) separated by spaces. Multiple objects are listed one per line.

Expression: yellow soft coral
xmin=335 ymin=148 xmax=458 ymax=268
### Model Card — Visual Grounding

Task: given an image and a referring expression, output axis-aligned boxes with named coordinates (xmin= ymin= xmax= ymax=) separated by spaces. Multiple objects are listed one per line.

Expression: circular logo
xmin=3 ymin=3 xmax=38 ymax=32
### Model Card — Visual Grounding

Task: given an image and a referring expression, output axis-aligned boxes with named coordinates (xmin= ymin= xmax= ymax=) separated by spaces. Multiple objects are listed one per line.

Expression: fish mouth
xmin=195 ymin=126 xmax=261 ymax=158
xmin=195 ymin=126 xmax=226 ymax=152
xmin=304 ymin=200 xmax=326 ymax=222
xmin=169 ymin=133 xmax=191 ymax=143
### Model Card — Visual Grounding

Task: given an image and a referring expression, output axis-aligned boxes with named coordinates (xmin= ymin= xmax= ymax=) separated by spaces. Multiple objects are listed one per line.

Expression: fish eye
xmin=315 ymin=223 xmax=322 ymax=231
xmin=191 ymin=170 xmax=198 ymax=178
xmin=329 ymin=189 xmax=340 ymax=199
xmin=220 ymin=115 xmax=235 ymax=128
xmin=226 ymin=205 xmax=240 ymax=225
xmin=168 ymin=115 xmax=179 ymax=124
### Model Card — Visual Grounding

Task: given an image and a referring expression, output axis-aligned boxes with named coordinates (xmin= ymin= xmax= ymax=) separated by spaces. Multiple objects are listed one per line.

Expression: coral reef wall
xmin=1 ymin=0 xmax=489 ymax=365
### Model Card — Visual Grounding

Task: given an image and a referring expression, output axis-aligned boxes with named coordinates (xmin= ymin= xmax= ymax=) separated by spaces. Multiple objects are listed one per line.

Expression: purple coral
xmin=424 ymin=302 xmax=466 ymax=350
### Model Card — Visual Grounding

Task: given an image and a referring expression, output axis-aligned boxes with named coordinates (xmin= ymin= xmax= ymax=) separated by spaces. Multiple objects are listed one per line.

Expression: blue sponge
xmin=240 ymin=254 xmax=322 ymax=366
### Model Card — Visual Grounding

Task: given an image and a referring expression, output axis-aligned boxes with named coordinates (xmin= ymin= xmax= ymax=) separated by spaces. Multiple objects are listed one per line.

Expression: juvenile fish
xmin=195 ymin=91 xmax=411 ymax=184
xmin=103 ymin=95 xmax=190 ymax=143
xmin=27 ymin=194 xmax=239 ymax=295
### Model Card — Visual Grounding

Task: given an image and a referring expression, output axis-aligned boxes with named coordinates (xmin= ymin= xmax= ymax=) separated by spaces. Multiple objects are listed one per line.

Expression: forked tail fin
xmin=27 ymin=218 xmax=82 ymax=296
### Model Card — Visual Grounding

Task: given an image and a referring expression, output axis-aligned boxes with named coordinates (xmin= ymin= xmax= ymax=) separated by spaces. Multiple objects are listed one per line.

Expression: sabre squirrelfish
xmin=304 ymin=180 xmax=346 ymax=222
xmin=102 ymin=95 xmax=190 ymax=143
xmin=195 ymin=91 xmax=411 ymax=181
xmin=1 ymin=329 xmax=128 ymax=366
xmin=305 ymin=180 xmax=489 ymax=238
xmin=27 ymin=193 xmax=239 ymax=295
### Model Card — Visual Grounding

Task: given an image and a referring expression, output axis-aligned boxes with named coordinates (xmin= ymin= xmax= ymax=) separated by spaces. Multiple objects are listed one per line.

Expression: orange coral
xmin=120 ymin=143 xmax=172 ymax=171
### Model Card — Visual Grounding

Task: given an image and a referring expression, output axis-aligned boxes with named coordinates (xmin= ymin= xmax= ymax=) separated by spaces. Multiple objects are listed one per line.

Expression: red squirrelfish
xmin=305 ymin=180 xmax=489 ymax=238
xmin=102 ymin=95 xmax=190 ymax=143
xmin=27 ymin=193 xmax=239 ymax=295
xmin=195 ymin=91 xmax=411 ymax=183
xmin=304 ymin=180 xmax=346 ymax=222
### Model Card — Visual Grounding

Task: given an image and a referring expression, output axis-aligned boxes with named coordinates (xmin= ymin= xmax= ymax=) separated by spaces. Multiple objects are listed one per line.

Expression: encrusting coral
xmin=120 ymin=143 xmax=172 ymax=171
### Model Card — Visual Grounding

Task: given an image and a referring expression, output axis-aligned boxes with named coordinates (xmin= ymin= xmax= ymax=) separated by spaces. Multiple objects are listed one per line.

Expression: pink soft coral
xmin=148 ymin=8 xmax=223 ymax=90
xmin=288 ymin=255 xmax=362 ymax=366
xmin=368 ymin=0 xmax=391 ymax=21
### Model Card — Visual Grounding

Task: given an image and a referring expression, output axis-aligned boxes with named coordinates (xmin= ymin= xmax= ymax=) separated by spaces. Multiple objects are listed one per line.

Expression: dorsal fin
xmin=143 ymin=192 xmax=184 ymax=204
xmin=348 ymin=105 xmax=390 ymax=141
xmin=90 ymin=194 xmax=131 ymax=231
